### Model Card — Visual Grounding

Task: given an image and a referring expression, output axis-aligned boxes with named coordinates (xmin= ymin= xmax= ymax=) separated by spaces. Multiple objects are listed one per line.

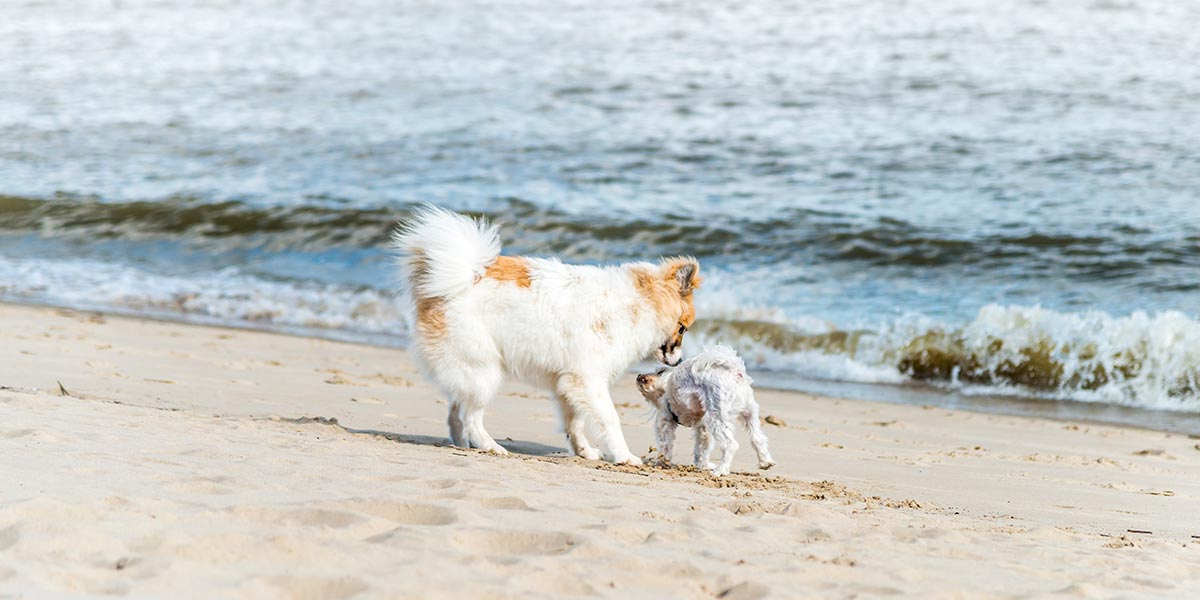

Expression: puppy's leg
xmin=742 ymin=396 xmax=775 ymax=469
xmin=707 ymin=414 xmax=739 ymax=476
xmin=653 ymin=412 xmax=677 ymax=467
xmin=693 ymin=424 xmax=715 ymax=471
xmin=554 ymin=392 xmax=601 ymax=460
xmin=558 ymin=374 xmax=641 ymax=465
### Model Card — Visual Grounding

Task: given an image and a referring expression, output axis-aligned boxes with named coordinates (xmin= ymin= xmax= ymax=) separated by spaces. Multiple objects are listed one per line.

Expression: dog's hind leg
xmin=452 ymin=365 xmax=506 ymax=455
xmin=741 ymin=397 xmax=775 ymax=469
xmin=425 ymin=352 xmax=505 ymax=453
xmin=706 ymin=415 xmax=739 ymax=476
xmin=693 ymin=424 xmax=714 ymax=471
xmin=653 ymin=412 xmax=678 ymax=467
xmin=419 ymin=321 xmax=507 ymax=454
xmin=554 ymin=392 xmax=601 ymax=460
xmin=446 ymin=401 xmax=468 ymax=448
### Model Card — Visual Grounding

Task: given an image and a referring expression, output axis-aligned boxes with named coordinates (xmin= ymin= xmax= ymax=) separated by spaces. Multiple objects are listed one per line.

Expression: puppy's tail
xmin=692 ymin=345 xmax=754 ymax=406
xmin=391 ymin=205 xmax=501 ymax=301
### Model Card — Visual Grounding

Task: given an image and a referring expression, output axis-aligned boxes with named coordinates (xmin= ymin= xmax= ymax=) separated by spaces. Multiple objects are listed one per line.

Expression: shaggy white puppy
xmin=636 ymin=346 xmax=774 ymax=476
xmin=392 ymin=206 xmax=702 ymax=465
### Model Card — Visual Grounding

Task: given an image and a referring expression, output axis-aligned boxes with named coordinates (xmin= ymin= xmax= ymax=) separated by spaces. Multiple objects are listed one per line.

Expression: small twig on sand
xmin=1126 ymin=529 xmax=1153 ymax=535
xmin=57 ymin=380 xmax=72 ymax=397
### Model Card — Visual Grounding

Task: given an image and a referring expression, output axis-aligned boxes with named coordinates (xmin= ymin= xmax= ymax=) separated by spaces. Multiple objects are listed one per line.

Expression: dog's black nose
xmin=636 ymin=374 xmax=646 ymax=384
xmin=667 ymin=358 xmax=682 ymax=367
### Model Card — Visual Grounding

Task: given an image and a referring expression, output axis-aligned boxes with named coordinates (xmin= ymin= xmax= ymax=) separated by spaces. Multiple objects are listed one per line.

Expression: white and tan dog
xmin=392 ymin=206 xmax=701 ymax=465
xmin=636 ymin=346 xmax=774 ymax=476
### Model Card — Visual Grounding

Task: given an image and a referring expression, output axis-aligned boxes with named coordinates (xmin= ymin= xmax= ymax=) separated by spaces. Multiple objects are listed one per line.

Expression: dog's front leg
xmin=558 ymin=374 xmax=641 ymax=465
xmin=554 ymin=392 xmax=601 ymax=460
xmin=653 ymin=412 xmax=677 ymax=467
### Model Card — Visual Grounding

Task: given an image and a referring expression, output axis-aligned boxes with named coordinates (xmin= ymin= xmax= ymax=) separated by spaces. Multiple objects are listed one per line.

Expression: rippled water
xmin=4 ymin=0 xmax=1200 ymax=428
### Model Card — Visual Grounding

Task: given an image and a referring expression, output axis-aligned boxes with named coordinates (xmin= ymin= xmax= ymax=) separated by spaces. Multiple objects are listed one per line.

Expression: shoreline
xmin=4 ymin=296 xmax=1198 ymax=436
xmin=3 ymin=302 xmax=1199 ymax=597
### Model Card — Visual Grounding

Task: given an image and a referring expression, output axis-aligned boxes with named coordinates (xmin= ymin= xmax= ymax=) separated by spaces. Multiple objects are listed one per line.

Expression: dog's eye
xmin=678 ymin=324 xmax=687 ymax=334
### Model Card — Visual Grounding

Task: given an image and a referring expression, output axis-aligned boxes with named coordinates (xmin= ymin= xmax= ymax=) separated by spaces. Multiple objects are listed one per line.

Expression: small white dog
xmin=636 ymin=346 xmax=774 ymax=476
xmin=392 ymin=206 xmax=701 ymax=465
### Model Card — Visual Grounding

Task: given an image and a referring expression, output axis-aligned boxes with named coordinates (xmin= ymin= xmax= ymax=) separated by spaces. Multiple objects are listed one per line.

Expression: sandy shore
xmin=1 ymin=303 xmax=1198 ymax=598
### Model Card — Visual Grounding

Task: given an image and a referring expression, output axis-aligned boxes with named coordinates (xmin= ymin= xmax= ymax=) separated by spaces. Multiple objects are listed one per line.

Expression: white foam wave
xmin=694 ymin=301 xmax=1200 ymax=412
xmin=7 ymin=256 xmax=1200 ymax=413
xmin=0 ymin=256 xmax=409 ymax=340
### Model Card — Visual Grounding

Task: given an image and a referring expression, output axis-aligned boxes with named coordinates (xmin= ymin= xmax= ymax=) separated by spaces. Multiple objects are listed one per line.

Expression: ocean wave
xmin=0 ymin=255 xmax=408 ymax=341
xmin=4 ymin=194 xmax=1196 ymax=276
xmin=693 ymin=304 xmax=1200 ymax=411
xmin=5 ymin=250 xmax=1200 ymax=412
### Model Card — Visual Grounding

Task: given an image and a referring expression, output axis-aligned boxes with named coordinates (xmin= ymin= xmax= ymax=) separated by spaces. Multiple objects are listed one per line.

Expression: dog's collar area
xmin=665 ymin=402 xmax=681 ymax=425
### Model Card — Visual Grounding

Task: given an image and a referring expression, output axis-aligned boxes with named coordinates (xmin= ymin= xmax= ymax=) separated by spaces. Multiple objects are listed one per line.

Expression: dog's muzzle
xmin=658 ymin=343 xmax=683 ymax=367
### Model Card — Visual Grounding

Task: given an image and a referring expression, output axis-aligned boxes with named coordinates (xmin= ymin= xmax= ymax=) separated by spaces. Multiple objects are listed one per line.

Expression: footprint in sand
xmin=369 ymin=373 xmax=414 ymax=387
xmin=168 ymin=476 xmax=240 ymax=496
xmin=339 ymin=499 xmax=458 ymax=526
xmin=0 ymin=524 xmax=20 ymax=552
xmin=267 ymin=576 xmax=368 ymax=600
xmin=228 ymin=506 xmax=364 ymax=529
xmin=1 ymin=428 xmax=57 ymax=441
xmin=478 ymin=496 xmax=536 ymax=511
xmin=455 ymin=530 xmax=580 ymax=556
xmin=322 ymin=370 xmax=367 ymax=386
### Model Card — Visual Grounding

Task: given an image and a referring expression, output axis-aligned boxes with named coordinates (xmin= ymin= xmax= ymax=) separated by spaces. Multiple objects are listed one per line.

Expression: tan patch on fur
xmin=415 ymin=297 xmax=447 ymax=341
xmin=632 ymin=267 xmax=674 ymax=325
xmin=662 ymin=257 xmax=701 ymax=329
xmin=557 ymin=373 xmax=589 ymax=400
xmin=678 ymin=297 xmax=696 ymax=329
xmin=631 ymin=260 xmax=701 ymax=329
xmin=404 ymin=252 xmax=431 ymax=292
xmin=484 ymin=256 xmax=533 ymax=288
xmin=592 ymin=320 xmax=613 ymax=343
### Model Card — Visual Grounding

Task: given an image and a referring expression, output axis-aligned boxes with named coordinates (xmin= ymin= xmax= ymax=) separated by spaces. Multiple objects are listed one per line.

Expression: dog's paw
xmin=613 ymin=454 xmax=643 ymax=466
xmin=478 ymin=443 xmax=509 ymax=456
xmin=710 ymin=466 xmax=731 ymax=477
xmin=758 ymin=460 xmax=776 ymax=470
xmin=576 ymin=447 xmax=602 ymax=461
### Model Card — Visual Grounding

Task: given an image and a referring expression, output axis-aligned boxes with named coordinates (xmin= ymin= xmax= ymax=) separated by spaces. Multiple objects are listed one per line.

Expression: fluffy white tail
xmin=391 ymin=205 xmax=501 ymax=300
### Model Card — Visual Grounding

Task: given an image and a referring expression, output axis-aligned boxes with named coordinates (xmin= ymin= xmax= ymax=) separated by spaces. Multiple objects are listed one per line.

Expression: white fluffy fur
xmin=636 ymin=346 xmax=775 ymax=476
xmin=392 ymin=205 xmax=501 ymax=299
xmin=392 ymin=206 xmax=698 ymax=465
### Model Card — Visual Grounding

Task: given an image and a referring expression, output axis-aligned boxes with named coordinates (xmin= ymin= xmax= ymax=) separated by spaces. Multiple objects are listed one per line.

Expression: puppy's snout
xmin=636 ymin=374 xmax=647 ymax=385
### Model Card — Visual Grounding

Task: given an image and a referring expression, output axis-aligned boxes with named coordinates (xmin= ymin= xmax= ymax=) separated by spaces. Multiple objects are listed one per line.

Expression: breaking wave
xmin=4 ymin=248 xmax=1200 ymax=413
xmin=0 ymin=255 xmax=408 ymax=344
xmin=693 ymin=304 xmax=1200 ymax=412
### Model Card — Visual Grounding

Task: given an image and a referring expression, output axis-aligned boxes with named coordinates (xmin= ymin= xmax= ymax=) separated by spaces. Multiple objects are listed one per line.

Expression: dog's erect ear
xmin=663 ymin=257 xmax=701 ymax=296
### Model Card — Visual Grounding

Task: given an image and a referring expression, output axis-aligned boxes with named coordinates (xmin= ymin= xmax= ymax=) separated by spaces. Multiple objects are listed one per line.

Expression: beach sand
xmin=2 ymin=303 xmax=1198 ymax=598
